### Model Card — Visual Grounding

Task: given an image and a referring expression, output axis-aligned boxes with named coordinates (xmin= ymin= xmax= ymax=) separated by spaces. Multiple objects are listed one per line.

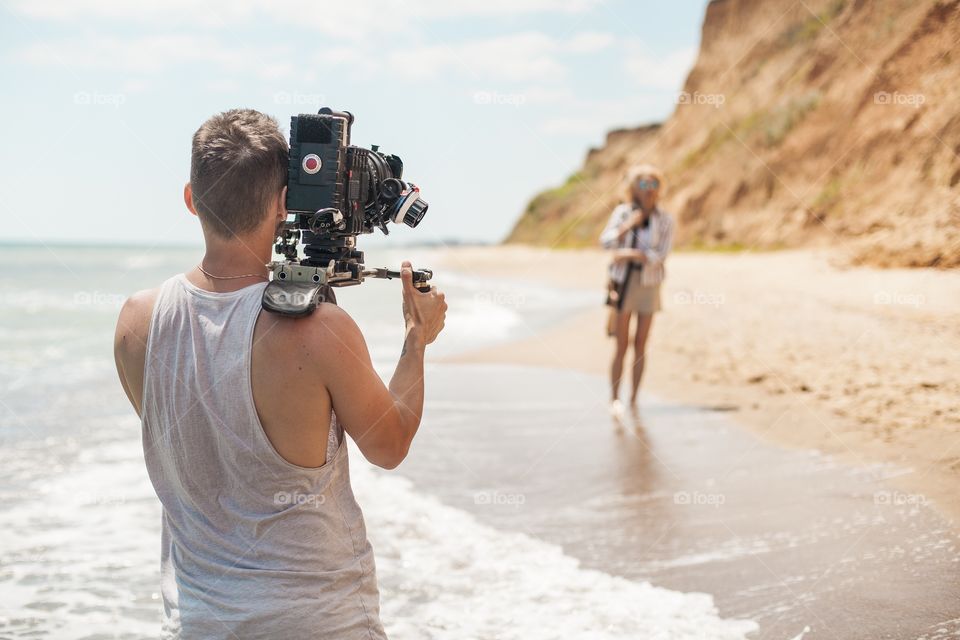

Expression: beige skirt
xmin=620 ymin=275 xmax=661 ymax=314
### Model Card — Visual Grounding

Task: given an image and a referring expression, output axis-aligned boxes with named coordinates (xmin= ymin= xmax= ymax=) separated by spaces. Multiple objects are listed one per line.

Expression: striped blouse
xmin=599 ymin=203 xmax=674 ymax=287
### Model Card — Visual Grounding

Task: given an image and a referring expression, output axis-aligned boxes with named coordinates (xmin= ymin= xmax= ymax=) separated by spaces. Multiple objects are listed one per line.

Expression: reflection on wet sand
xmin=398 ymin=363 xmax=960 ymax=640
xmin=611 ymin=406 xmax=658 ymax=498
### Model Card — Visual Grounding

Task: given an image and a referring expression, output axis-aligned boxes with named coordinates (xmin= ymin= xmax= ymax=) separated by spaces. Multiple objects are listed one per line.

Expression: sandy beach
xmin=436 ymin=245 xmax=960 ymax=524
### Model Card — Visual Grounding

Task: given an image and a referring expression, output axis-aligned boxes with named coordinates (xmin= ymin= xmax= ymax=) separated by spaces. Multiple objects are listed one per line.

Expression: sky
xmin=0 ymin=0 xmax=709 ymax=247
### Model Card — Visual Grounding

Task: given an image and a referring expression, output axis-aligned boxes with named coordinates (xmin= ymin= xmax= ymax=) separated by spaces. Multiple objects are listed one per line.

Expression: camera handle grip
xmin=365 ymin=267 xmax=433 ymax=292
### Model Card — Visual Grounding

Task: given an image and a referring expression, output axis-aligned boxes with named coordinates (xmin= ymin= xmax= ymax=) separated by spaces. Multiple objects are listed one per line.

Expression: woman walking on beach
xmin=600 ymin=164 xmax=674 ymax=413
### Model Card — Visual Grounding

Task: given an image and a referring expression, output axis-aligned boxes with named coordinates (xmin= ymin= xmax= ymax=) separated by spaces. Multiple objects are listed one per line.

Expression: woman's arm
xmin=611 ymin=248 xmax=646 ymax=263
xmin=599 ymin=205 xmax=630 ymax=249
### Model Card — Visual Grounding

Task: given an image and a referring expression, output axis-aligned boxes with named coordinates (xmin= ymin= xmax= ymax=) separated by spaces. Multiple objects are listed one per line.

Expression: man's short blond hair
xmin=190 ymin=109 xmax=288 ymax=238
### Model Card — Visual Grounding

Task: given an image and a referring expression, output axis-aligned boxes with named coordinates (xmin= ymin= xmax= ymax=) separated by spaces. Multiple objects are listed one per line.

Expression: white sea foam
xmin=122 ymin=254 xmax=172 ymax=270
xmin=0 ymin=432 xmax=756 ymax=639
xmin=353 ymin=450 xmax=758 ymax=640
xmin=444 ymin=298 xmax=524 ymax=340
xmin=0 ymin=436 xmax=161 ymax=639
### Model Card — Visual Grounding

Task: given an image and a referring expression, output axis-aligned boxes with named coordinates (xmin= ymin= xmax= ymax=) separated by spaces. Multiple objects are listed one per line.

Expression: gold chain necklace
xmin=197 ymin=263 xmax=268 ymax=281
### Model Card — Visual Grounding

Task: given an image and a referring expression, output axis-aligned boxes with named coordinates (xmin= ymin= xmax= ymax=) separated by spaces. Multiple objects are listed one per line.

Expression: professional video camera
xmin=262 ymin=107 xmax=433 ymax=317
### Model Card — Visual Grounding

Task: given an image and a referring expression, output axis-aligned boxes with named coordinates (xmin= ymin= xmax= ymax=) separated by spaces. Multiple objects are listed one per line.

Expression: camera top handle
xmin=316 ymin=107 xmax=353 ymax=137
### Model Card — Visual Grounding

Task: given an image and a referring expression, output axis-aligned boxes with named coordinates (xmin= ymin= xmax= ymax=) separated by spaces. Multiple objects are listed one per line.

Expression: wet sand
xmin=400 ymin=363 xmax=960 ymax=640
xmin=433 ymin=245 xmax=960 ymax=525
xmin=409 ymin=245 xmax=960 ymax=638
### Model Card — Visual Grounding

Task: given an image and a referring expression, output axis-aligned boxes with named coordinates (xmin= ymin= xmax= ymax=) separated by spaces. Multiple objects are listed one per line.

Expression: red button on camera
xmin=302 ymin=154 xmax=321 ymax=174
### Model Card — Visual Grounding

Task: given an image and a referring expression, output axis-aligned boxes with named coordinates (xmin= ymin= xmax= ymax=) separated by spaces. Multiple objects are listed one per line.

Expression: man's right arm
xmin=306 ymin=262 xmax=446 ymax=469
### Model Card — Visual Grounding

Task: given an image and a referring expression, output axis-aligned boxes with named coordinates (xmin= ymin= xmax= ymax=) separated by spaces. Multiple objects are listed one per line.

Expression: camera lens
xmin=379 ymin=178 xmax=403 ymax=200
xmin=388 ymin=191 xmax=428 ymax=228
xmin=401 ymin=197 xmax=428 ymax=228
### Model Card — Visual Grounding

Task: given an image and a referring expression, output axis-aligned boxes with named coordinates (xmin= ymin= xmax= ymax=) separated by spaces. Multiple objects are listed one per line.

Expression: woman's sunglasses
xmin=634 ymin=178 xmax=660 ymax=191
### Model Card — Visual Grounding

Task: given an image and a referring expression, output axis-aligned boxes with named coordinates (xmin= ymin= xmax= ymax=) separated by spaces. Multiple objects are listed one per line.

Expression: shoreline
xmin=395 ymin=360 xmax=960 ymax=639
xmin=432 ymin=245 xmax=960 ymax=524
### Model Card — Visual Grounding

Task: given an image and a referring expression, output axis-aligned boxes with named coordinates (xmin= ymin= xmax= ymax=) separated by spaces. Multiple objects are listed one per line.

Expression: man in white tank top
xmin=113 ymin=109 xmax=447 ymax=639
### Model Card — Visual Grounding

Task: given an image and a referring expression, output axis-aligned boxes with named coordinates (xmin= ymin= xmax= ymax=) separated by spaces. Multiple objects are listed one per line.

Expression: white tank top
xmin=141 ymin=273 xmax=386 ymax=639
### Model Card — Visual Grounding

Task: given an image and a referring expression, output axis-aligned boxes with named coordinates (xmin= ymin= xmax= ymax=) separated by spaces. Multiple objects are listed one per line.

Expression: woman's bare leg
xmin=610 ymin=311 xmax=632 ymax=401
xmin=630 ymin=313 xmax=654 ymax=405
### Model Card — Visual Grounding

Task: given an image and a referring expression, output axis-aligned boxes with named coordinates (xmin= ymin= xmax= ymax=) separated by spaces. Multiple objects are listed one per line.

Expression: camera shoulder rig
xmin=261 ymin=261 xmax=433 ymax=317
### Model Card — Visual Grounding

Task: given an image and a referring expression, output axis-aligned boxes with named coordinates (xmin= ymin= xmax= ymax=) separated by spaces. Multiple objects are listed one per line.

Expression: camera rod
xmin=363 ymin=267 xmax=433 ymax=293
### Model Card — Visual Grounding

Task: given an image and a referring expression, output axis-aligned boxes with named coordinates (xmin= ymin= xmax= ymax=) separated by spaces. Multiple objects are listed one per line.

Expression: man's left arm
xmin=113 ymin=289 xmax=158 ymax=417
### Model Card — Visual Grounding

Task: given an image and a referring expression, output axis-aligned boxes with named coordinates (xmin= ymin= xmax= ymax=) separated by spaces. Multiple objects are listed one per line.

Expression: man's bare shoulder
xmin=113 ymin=287 xmax=160 ymax=414
xmin=115 ymin=287 xmax=160 ymax=357
xmin=256 ymin=301 xmax=370 ymax=369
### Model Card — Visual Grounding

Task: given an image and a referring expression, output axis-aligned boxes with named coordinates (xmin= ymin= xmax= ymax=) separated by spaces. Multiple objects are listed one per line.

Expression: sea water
xmin=0 ymin=243 xmax=757 ymax=639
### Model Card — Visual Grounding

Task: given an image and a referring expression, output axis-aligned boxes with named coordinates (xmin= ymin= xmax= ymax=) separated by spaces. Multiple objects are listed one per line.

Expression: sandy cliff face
xmin=507 ymin=0 xmax=960 ymax=267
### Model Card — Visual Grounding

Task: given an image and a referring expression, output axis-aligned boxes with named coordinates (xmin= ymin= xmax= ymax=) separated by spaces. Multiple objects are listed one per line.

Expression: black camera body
xmin=263 ymin=107 xmax=432 ymax=317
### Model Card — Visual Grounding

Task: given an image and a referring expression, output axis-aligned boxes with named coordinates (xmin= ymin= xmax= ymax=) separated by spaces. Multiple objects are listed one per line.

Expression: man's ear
xmin=275 ymin=186 xmax=287 ymax=226
xmin=184 ymin=182 xmax=198 ymax=217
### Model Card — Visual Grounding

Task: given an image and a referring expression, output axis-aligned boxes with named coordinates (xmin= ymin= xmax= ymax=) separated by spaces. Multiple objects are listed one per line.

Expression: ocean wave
xmin=0 ymin=431 xmax=756 ymax=640
xmin=354 ymin=453 xmax=758 ymax=640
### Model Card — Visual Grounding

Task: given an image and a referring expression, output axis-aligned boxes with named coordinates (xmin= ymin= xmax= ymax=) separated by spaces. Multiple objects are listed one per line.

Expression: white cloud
xmin=13 ymin=22 xmax=618 ymax=87
xmin=623 ymin=44 xmax=698 ymax=90
xmin=7 ymin=0 xmax=599 ymax=38
xmin=14 ymin=35 xmax=294 ymax=79
xmin=388 ymin=31 xmax=617 ymax=83
xmin=8 ymin=0 xmax=257 ymax=28
xmin=538 ymin=94 xmax=667 ymax=138
xmin=518 ymin=86 xmax=576 ymax=105
xmin=120 ymin=78 xmax=151 ymax=93
xmin=206 ymin=78 xmax=241 ymax=93
xmin=567 ymin=31 xmax=616 ymax=54
xmin=390 ymin=32 xmax=565 ymax=83
xmin=405 ymin=0 xmax=599 ymax=16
